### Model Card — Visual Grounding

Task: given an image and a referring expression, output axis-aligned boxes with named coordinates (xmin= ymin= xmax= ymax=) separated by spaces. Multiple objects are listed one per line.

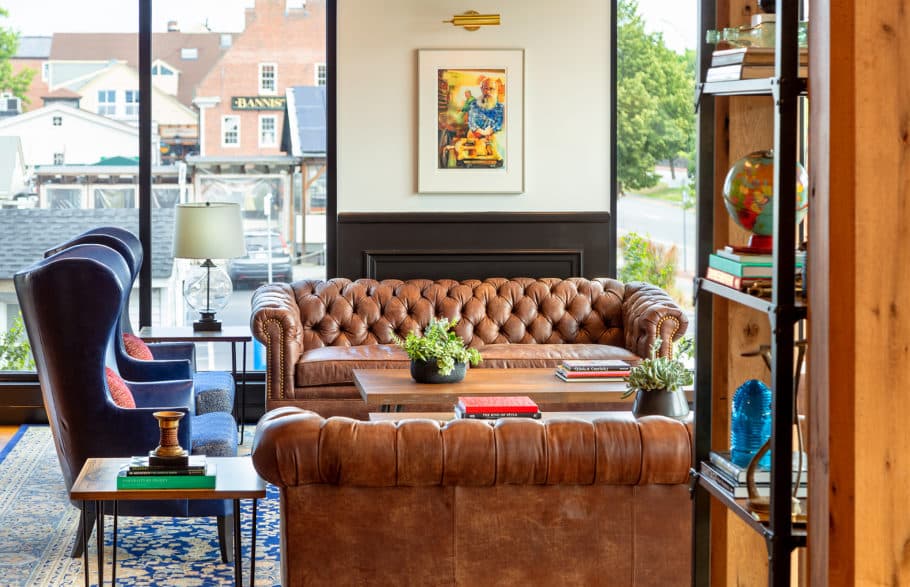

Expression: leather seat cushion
xmin=295 ymin=343 xmax=640 ymax=388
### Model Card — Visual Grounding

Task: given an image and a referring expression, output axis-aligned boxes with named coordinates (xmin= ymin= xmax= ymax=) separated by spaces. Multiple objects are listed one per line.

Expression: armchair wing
xmin=620 ymin=281 xmax=688 ymax=358
xmin=251 ymin=283 xmax=304 ymax=404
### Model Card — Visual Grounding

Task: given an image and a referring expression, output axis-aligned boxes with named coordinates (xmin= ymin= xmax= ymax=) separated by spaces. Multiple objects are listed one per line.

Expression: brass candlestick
xmin=151 ymin=411 xmax=188 ymax=465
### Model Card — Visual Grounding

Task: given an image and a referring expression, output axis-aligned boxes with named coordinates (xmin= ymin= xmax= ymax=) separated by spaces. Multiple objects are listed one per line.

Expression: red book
xmin=557 ymin=369 xmax=630 ymax=378
xmin=456 ymin=396 xmax=540 ymax=414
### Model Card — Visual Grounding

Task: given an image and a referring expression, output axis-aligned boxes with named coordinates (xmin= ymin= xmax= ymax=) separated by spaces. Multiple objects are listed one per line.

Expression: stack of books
xmin=455 ymin=396 xmax=541 ymax=419
xmin=706 ymin=47 xmax=809 ymax=82
xmin=116 ymin=455 xmax=217 ymax=489
xmin=555 ymin=359 xmax=631 ymax=382
xmin=699 ymin=450 xmax=808 ymax=499
xmin=704 ymin=246 xmax=806 ymax=291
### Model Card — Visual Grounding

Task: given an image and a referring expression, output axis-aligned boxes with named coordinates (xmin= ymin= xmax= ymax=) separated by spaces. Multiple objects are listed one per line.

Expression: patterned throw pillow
xmin=105 ymin=367 xmax=136 ymax=409
xmin=123 ymin=333 xmax=153 ymax=361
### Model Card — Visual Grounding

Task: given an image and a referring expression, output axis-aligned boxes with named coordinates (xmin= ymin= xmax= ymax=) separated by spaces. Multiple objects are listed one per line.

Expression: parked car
xmin=228 ymin=230 xmax=294 ymax=288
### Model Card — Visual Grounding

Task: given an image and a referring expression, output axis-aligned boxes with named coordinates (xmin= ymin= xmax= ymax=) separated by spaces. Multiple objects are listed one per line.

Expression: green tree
xmin=0 ymin=7 xmax=34 ymax=103
xmin=617 ymin=0 xmax=695 ymax=194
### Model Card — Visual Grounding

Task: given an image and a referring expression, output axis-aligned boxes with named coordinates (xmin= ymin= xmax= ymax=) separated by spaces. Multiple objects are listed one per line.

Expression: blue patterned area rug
xmin=0 ymin=426 xmax=280 ymax=586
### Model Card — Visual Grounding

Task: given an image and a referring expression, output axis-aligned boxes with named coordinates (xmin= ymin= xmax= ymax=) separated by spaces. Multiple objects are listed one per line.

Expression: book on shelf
xmin=717 ymin=246 xmax=807 ymax=266
xmin=709 ymin=450 xmax=809 ymax=484
xmin=699 ymin=462 xmax=807 ymax=499
xmin=558 ymin=360 xmax=631 ymax=372
xmin=710 ymin=46 xmax=809 ymax=68
xmin=117 ymin=463 xmax=217 ymax=489
xmin=710 ymin=252 xmax=804 ymax=275
xmin=704 ymin=267 xmax=763 ymax=291
xmin=705 ymin=63 xmax=809 ymax=83
xmin=128 ymin=455 xmax=207 ymax=475
xmin=456 ymin=396 xmax=540 ymax=416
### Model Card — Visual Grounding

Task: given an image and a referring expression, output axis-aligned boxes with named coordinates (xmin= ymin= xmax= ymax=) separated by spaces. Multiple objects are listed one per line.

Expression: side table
xmin=139 ymin=326 xmax=253 ymax=441
xmin=71 ymin=457 xmax=267 ymax=586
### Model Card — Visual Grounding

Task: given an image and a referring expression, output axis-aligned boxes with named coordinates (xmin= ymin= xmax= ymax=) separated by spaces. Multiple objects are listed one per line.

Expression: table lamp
xmin=174 ymin=202 xmax=246 ymax=331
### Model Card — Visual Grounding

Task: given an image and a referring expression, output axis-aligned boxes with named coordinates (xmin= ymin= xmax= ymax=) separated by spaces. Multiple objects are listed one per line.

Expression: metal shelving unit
xmin=691 ymin=0 xmax=805 ymax=585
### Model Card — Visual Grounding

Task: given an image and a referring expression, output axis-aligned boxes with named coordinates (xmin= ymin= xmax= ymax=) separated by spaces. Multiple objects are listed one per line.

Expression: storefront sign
xmin=231 ymin=96 xmax=286 ymax=111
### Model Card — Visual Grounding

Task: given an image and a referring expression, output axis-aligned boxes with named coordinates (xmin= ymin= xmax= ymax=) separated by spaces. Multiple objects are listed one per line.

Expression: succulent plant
xmin=622 ymin=337 xmax=694 ymax=397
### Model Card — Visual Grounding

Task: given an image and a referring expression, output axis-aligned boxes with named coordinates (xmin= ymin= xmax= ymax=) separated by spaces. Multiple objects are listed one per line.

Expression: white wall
xmin=338 ymin=0 xmax=611 ymax=212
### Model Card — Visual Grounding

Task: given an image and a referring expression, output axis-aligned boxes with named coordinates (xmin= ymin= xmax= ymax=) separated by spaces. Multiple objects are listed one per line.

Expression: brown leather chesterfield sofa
xmin=251 ymin=277 xmax=687 ymax=418
xmin=252 ymin=407 xmax=693 ymax=586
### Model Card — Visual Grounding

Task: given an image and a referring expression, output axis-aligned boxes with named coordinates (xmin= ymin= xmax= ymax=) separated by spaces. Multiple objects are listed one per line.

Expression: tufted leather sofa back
xmin=290 ymin=277 xmax=628 ymax=350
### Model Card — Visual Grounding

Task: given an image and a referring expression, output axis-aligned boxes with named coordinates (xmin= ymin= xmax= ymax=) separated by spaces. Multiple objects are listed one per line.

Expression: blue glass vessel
xmin=730 ymin=379 xmax=772 ymax=469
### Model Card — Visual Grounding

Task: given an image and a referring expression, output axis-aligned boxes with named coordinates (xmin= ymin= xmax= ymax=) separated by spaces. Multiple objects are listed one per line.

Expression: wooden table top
xmin=70 ymin=457 xmax=266 ymax=501
xmin=138 ymin=326 xmax=252 ymax=343
xmin=354 ymin=368 xmax=694 ymax=406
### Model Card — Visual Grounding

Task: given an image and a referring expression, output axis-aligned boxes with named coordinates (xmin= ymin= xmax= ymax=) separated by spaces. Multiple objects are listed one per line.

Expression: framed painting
xmin=417 ymin=49 xmax=524 ymax=194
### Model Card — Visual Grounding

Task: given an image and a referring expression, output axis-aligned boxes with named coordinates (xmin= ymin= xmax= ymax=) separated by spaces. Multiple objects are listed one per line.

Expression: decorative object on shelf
xmin=417 ymin=49 xmax=524 ymax=193
xmin=150 ymin=410 xmax=188 ymax=466
xmin=722 ymin=149 xmax=808 ymax=253
xmin=707 ymin=18 xmax=808 ymax=50
xmin=173 ymin=202 xmax=246 ymax=331
xmin=623 ymin=338 xmax=693 ymax=419
xmin=443 ymin=10 xmax=500 ymax=31
xmin=393 ymin=317 xmax=482 ymax=384
xmin=730 ymin=379 xmax=772 ymax=468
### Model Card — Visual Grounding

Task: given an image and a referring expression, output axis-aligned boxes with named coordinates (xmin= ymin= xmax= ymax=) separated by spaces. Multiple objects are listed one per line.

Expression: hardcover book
xmin=117 ymin=463 xmax=217 ymax=490
xmin=555 ymin=368 xmax=630 ymax=378
xmin=456 ymin=396 xmax=540 ymax=414
xmin=555 ymin=371 xmax=626 ymax=383
xmin=454 ymin=406 xmax=542 ymax=419
xmin=128 ymin=455 xmax=207 ymax=474
xmin=559 ymin=360 xmax=631 ymax=372
xmin=705 ymin=63 xmax=808 ymax=82
xmin=704 ymin=267 xmax=761 ymax=291
xmin=709 ymin=450 xmax=808 ymax=484
xmin=699 ymin=462 xmax=807 ymax=499
xmin=710 ymin=47 xmax=809 ymax=68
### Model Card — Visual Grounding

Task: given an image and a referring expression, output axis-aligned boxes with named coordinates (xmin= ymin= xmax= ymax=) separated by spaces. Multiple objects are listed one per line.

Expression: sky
xmin=1 ymin=0 xmax=697 ymax=53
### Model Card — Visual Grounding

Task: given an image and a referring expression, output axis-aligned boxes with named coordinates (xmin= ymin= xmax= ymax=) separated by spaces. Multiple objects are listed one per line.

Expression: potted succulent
xmin=622 ymin=337 xmax=694 ymax=419
xmin=393 ymin=317 xmax=482 ymax=383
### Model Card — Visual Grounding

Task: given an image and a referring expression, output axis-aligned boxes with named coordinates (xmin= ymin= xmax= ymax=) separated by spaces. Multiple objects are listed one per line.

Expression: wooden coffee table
xmin=354 ymin=368 xmax=694 ymax=412
xmin=70 ymin=456 xmax=266 ymax=587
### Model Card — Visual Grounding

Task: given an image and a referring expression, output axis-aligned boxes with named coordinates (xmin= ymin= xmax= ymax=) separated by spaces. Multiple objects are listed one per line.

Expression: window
xmin=151 ymin=62 xmax=174 ymax=76
xmin=181 ymin=48 xmax=198 ymax=60
xmin=52 ymin=116 xmax=62 ymax=126
xmin=124 ymin=90 xmax=139 ymax=117
xmin=53 ymin=152 xmax=64 ymax=165
xmin=41 ymin=62 xmax=49 ymax=82
xmin=220 ymin=34 xmax=233 ymax=48
xmin=259 ymin=63 xmax=277 ymax=95
xmin=94 ymin=187 xmax=136 ymax=208
xmin=315 ymin=63 xmax=327 ymax=86
xmin=46 ymin=187 xmax=80 ymax=209
xmin=259 ymin=115 xmax=277 ymax=148
xmin=222 ymin=115 xmax=240 ymax=147
xmin=97 ymin=90 xmax=116 ymax=116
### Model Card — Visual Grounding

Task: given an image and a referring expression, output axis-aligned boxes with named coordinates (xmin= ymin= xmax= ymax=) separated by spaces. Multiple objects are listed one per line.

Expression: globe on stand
xmin=722 ymin=149 xmax=808 ymax=253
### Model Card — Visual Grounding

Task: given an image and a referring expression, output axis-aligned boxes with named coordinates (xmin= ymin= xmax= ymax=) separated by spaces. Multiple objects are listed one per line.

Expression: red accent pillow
xmin=123 ymin=333 xmax=153 ymax=361
xmin=105 ymin=367 xmax=136 ymax=409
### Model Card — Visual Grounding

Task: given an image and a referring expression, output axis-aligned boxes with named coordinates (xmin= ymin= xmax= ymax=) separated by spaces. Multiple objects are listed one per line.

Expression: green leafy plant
xmin=623 ymin=337 xmax=693 ymax=397
xmin=392 ymin=317 xmax=482 ymax=376
xmin=0 ymin=314 xmax=35 ymax=371
xmin=619 ymin=232 xmax=677 ymax=291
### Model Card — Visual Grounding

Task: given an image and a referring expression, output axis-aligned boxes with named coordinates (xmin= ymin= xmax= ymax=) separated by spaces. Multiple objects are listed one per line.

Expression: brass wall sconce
xmin=444 ymin=10 xmax=501 ymax=31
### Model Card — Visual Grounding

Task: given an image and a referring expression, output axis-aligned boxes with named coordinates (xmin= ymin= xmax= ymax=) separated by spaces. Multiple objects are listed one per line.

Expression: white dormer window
xmin=181 ymin=48 xmax=198 ymax=60
xmin=220 ymin=34 xmax=232 ymax=48
xmin=259 ymin=63 xmax=277 ymax=95
xmin=152 ymin=62 xmax=175 ymax=76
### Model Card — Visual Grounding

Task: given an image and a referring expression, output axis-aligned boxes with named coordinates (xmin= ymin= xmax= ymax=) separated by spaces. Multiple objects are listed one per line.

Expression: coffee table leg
xmin=233 ymin=499 xmax=242 ymax=586
xmin=250 ymin=498 xmax=258 ymax=587
xmin=95 ymin=501 xmax=104 ymax=587
xmin=112 ymin=501 xmax=118 ymax=586
xmin=81 ymin=502 xmax=89 ymax=587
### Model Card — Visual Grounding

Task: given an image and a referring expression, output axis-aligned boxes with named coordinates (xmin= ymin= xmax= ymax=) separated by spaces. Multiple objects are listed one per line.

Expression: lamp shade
xmin=173 ymin=202 xmax=246 ymax=259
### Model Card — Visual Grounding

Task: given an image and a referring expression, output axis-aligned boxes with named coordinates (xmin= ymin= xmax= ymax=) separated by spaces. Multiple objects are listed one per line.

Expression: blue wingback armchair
xmin=45 ymin=227 xmax=236 ymax=416
xmin=15 ymin=243 xmax=239 ymax=561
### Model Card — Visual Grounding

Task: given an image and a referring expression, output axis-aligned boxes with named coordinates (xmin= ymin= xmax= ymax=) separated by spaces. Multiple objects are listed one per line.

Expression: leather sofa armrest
xmin=251 ymin=284 xmax=304 ymax=403
xmin=252 ymin=407 xmax=323 ymax=486
xmin=620 ymin=281 xmax=688 ymax=358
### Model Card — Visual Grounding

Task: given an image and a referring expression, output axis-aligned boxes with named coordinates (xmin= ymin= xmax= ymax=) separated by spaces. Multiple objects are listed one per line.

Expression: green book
xmin=116 ymin=463 xmax=216 ymax=489
xmin=708 ymin=253 xmax=773 ymax=278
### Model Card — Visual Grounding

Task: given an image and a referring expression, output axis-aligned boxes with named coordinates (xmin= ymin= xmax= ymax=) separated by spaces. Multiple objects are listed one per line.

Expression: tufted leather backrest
xmin=290 ymin=277 xmax=628 ymax=350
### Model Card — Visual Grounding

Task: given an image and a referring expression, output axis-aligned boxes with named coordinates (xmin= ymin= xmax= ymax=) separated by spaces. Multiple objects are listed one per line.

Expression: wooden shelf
xmin=694 ymin=466 xmax=807 ymax=549
xmin=698 ymin=278 xmax=807 ymax=319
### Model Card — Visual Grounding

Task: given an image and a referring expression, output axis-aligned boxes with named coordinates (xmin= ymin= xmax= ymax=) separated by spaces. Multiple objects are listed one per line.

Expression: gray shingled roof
xmin=283 ymin=86 xmax=326 ymax=157
xmin=14 ymin=36 xmax=52 ymax=59
xmin=0 ymin=208 xmax=176 ymax=280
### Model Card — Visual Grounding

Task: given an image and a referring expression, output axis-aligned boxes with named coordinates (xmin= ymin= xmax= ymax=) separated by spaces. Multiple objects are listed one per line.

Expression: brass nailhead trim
xmin=260 ymin=318 xmax=286 ymax=400
xmin=655 ymin=315 xmax=681 ymax=357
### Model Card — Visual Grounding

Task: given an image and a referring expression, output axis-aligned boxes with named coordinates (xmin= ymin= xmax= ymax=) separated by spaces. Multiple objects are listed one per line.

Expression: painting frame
xmin=417 ymin=49 xmax=525 ymax=194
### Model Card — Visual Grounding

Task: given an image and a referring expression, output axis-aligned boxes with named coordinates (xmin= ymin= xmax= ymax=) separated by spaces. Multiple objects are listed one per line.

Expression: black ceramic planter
xmin=410 ymin=359 xmax=467 ymax=384
xmin=631 ymin=388 xmax=690 ymax=419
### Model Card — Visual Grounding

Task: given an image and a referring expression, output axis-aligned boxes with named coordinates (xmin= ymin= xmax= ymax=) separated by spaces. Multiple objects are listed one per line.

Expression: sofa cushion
xmin=295 ymin=343 xmax=640 ymax=388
